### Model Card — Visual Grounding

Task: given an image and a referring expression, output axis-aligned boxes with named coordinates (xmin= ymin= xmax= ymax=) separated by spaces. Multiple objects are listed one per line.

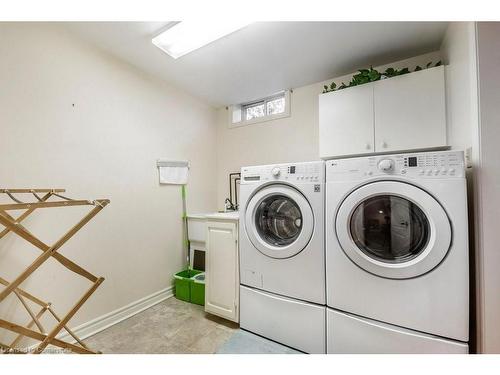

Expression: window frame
xmin=229 ymin=90 xmax=291 ymax=128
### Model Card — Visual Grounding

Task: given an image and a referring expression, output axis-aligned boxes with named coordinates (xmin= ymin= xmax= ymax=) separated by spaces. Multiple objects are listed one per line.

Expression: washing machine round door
xmin=336 ymin=181 xmax=451 ymax=279
xmin=245 ymin=185 xmax=314 ymax=259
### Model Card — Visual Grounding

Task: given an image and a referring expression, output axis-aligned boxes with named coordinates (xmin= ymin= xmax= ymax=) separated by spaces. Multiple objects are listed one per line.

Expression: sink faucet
xmin=224 ymin=198 xmax=236 ymax=211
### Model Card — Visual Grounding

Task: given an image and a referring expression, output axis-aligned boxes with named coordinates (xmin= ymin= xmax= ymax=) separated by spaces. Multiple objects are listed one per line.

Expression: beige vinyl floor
xmin=84 ymin=297 xmax=239 ymax=354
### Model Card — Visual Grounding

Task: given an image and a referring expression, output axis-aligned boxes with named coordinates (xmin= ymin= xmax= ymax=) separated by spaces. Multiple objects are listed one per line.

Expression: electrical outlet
xmin=465 ymin=147 xmax=473 ymax=168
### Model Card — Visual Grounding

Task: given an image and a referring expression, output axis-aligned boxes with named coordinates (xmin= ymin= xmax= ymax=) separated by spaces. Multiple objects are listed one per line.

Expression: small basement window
xmin=229 ymin=90 xmax=291 ymax=127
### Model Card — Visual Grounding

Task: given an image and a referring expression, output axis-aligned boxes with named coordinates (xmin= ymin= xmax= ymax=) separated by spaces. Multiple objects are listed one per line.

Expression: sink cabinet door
xmin=205 ymin=220 xmax=239 ymax=322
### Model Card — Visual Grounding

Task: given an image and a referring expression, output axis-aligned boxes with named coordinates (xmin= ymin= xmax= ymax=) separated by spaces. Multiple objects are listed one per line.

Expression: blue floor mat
xmin=216 ymin=330 xmax=301 ymax=354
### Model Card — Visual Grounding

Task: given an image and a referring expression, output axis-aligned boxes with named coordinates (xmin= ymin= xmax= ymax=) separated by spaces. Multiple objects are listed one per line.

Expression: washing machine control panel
xmin=326 ymin=150 xmax=465 ymax=181
xmin=241 ymin=161 xmax=324 ymax=184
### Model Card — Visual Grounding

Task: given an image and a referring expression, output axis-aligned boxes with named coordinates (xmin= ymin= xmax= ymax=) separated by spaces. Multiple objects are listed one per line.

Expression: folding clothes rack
xmin=0 ymin=189 xmax=109 ymax=354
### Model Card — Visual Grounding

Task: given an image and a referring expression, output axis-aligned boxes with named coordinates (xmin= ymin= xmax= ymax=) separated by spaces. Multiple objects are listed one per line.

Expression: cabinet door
xmin=319 ymin=83 xmax=375 ymax=159
xmin=374 ymin=66 xmax=447 ymax=153
xmin=205 ymin=220 xmax=239 ymax=322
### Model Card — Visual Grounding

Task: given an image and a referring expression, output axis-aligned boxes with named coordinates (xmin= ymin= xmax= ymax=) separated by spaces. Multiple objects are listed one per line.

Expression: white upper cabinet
xmin=319 ymin=83 xmax=375 ymax=159
xmin=374 ymin=65 xmax=446 ymax=153
xmin=319 ymin=65 xmax=447 ymax=159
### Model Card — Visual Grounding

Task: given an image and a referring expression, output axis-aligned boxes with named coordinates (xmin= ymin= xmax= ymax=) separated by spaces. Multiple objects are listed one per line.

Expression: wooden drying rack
xmin=0 ymin=189 xmax=109 ymax=354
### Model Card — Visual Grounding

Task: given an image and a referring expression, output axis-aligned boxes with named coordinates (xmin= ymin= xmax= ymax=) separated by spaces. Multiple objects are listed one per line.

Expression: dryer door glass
xmin=255 ymin=195 xmax=302 ymax=247
xmin=349 ymin=195 xmax=430 ymax=263
xmin=336 ymin=181 xmax=451 ymax=279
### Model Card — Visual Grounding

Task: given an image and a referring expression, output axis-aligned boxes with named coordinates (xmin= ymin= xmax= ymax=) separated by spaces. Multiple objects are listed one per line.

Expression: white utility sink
xmin=187 ymin=211 xmax=239 ymax=243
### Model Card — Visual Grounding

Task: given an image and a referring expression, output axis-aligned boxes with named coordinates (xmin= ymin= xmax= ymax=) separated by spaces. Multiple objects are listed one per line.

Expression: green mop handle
xmin=181 ymin=185 xmax=190 ymax=273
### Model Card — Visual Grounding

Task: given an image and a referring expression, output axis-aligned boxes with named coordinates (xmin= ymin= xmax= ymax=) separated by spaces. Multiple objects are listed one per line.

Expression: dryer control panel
xmin=241 ymin=161 xmax=325 ymax=184
xmin=326 ymin=150 xmax=465 ymax=181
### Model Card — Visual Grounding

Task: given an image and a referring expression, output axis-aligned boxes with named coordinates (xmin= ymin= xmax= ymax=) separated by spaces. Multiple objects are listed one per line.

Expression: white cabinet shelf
xmin=319 ymin=65 xmax=447 ymax=159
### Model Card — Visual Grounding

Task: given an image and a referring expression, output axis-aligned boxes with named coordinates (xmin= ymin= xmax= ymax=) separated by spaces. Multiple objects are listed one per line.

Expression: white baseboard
xmin=58 ymin=286 xmax=174 ymax=343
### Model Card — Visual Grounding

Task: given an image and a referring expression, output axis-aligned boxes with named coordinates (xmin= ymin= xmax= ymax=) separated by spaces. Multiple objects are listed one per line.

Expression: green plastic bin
xmin=191 ymin=273 xmax=205 ymax=306
xmin=174 ymin=269 xmax=202 ymax=302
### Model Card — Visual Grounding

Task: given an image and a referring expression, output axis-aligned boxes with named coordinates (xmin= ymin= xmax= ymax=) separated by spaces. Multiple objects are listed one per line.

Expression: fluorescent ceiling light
xmin=152 ymin=21 xmax=251 ymax=59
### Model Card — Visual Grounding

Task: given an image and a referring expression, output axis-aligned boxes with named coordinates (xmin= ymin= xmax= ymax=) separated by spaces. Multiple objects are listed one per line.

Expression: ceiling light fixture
xmin=152 ymin=21 xmax=251 ymax=59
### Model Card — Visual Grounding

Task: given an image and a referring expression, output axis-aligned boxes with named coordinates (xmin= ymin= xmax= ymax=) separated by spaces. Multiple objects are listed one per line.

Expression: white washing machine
xmin=326 ymin=150 xmax=469 ymax=354
xmin=239 ymin=161 xmax=326 ymax=353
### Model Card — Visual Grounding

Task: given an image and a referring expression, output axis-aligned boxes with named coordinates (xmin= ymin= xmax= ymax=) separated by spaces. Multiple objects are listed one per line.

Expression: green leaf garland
xmin=322 ymin=61 xmax=442 ymax=94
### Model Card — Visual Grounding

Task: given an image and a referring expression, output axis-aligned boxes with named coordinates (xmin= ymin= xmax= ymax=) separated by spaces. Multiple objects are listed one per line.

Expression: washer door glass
xmin=245 ymin=185 xmax=314 ymax=259
xmin=350 ymin=195 xmax=430 ymax=264
xmin=255 ymin=195 xmax=302 ymax=247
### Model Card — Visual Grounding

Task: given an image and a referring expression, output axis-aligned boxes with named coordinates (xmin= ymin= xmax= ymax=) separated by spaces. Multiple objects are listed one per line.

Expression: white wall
xmin=440 ymin=22 xmax=480 ymax=351
xmin=0 ymin=23 xmax=217 ymax=344
xmin=215 ymin=51 xmax=441 ymax=209
xmin=475 ymin=22 xmax=500 ymax=354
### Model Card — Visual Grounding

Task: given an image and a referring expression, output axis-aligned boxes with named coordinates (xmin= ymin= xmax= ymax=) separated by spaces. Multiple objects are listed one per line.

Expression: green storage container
xmin=174 ymin=269 xmax=201 ymax=302
xmin=191 ymin=273 xmax=205 ymax=306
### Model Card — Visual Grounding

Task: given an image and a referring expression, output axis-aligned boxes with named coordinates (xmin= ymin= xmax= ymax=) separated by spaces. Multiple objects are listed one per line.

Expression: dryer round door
xmin=335 ymin=181 xmax=451 ymax=279
xmin=245 ymin=185 xmax=314 ymax=259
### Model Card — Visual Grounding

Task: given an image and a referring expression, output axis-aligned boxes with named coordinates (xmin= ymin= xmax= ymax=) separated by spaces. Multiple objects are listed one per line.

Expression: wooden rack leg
xmin=9 ymin=305 xmax=49 ymax=349
xmin=3 ymin=282 xmax=93 ymax=351
xmin=0 ymin=319 xmax=96 ymax=354
xmin=46 ymin=306 xmax=89 ymax=350
xmin=6 ymin=304 xmax=93 ymax=352
xmin=13 ymin=291 xmax=45 ymax=334
xmin=1 ymin=277 xmax=91 ymax=351
xmin=34 ymin=278 xmax=104 ymax=354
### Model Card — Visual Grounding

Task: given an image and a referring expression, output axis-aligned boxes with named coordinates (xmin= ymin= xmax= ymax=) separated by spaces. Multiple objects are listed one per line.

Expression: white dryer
xmin=239 ymin=161 xmax=326 ymax=354
xmin=326 ymin=150 xmax=469 ymax=353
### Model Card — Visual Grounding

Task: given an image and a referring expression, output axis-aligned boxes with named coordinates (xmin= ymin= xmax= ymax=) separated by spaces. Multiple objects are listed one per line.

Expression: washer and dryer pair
xmin=239 ymin=151 xmax=469 ymax=354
